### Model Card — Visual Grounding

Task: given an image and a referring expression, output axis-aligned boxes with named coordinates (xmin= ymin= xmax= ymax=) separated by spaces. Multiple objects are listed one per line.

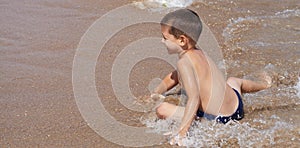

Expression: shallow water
xmin=136 ymin=0 xmax=300 ymax=147
xmin=0 ymin=0 xmax=299 ymax=147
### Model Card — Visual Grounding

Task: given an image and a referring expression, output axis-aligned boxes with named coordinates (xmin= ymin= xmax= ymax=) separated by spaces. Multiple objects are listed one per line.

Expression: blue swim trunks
xmin=196 ymin=88 xmax=244 ymax=124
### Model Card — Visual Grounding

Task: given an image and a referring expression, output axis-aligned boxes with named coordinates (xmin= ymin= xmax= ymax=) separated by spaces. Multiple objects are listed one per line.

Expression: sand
xmin=1 ymin=0 xmax=299 ymax=147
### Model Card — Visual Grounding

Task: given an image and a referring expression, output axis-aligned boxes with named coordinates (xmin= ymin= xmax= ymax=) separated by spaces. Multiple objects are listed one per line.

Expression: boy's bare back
xmin=178 ymin=49 xmax=238 ymax=117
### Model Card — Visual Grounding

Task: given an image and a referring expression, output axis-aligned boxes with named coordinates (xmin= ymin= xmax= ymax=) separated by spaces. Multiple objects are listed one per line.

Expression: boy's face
xmin=161 ymin=25 xmax=184 ymax=54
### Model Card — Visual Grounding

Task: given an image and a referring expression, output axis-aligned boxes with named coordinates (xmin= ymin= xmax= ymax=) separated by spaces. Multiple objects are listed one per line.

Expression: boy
xmin=151 ymin=9 xmax=271 ymax=145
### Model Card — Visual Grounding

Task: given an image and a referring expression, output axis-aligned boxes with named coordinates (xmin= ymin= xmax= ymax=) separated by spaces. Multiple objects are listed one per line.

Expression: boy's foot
xmin=265 ymin=75 xmax=272 ymax=88
xmin=260 ymin=71 xmax=272 ymax=88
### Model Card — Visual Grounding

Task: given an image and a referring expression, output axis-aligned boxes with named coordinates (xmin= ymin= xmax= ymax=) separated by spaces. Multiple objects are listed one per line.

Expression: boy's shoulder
xmin=176 ymin=55 xmax=189 ymax=66
xmin=177 ymin=50 xmax=209 ymax=69
xmin=176 ymin=53 xmax=195 ymax=70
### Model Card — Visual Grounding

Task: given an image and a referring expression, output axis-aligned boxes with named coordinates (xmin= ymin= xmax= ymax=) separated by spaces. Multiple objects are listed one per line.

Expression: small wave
xmin=295 ymin=77 xmax=300 ymax=98
xmin=222 ymin=9 xmax=300 ymax=43
xmin=142 ymin=116 xmax=297 ymax=147
xmin=275 ymin=9 xmax=300 ymax=18
xmin=245 ymin=41 xmax=272 ymax=47
xmin=133 ymin=0 xmax=195 ymax=10
xmin=244 ymin=41 xmax=299 ymax=48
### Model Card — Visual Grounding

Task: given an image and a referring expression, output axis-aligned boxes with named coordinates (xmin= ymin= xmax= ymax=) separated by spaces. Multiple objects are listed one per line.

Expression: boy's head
xmin=160 ymin=9 xmax=202 ymax=46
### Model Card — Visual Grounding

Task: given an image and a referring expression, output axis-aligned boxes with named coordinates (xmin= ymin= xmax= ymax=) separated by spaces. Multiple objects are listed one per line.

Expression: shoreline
xmin=1 ymin=0 xmax=299 ymax=147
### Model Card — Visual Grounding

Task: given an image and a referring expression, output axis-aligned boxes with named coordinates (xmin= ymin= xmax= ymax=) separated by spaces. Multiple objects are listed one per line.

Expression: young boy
xmin=151 ymin=9 xmax=271 ymax=144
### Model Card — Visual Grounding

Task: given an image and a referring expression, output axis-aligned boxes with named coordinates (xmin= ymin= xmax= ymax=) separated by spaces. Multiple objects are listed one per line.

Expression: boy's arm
xmin=176 ymin=59 xmax=200 ymax=137
xmin=153 ymin=70 xmax=179 ymax=94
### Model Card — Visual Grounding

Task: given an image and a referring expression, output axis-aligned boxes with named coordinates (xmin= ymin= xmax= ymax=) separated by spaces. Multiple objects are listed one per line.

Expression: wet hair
xmin=160 ymin=9 xmax=202 ymax=44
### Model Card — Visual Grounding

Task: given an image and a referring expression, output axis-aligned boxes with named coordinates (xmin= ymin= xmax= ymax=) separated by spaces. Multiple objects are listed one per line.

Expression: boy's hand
xmin=136 ymin=94 xmax=164 ymax=103
xmin=169 ymin=133 xmax=185 ymax=146
xmin=164 ymin=130 xmax=186 ymax=146
xmin=150 ymin=93 xmax=165 ymax=101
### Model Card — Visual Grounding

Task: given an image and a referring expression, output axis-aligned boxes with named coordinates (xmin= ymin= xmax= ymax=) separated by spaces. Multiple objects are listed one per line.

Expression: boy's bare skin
xmin=153 ymin=25 xmax=271 ymax=144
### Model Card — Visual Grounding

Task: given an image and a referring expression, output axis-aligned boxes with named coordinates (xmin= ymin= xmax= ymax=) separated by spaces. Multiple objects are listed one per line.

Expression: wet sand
xmin=1 ymin=0 xmax=131 ymax=147
xmin=1 ymin=0 xmax=299 ymax=147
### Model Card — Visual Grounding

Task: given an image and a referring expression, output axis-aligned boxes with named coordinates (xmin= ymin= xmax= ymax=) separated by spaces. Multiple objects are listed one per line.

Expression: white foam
xmin=264 ymin=63 xmax=276 ymax=70
xmin=275 ymin=9 xmax=300 ymax=17
xmin=142 ymin=115 xmax=297 ymax=147
xmin=295 ymin=76 xmax=300 ymax=98
xmin=222 ymin=9 xmax=300 ymax=42
xmin=141 ymin=117 xmax=180 ymax=135
xmin=133 ymin=0 xmax=195 ymax=10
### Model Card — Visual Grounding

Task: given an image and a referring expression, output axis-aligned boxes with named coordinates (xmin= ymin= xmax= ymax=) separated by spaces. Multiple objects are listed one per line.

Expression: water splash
xmin=141 ymin=115 xmax=298 ymax=147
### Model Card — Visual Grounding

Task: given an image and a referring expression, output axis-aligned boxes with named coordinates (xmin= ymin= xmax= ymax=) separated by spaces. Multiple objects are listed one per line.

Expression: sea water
xmin=141 ymin=79 xmax=300 ymax=147
xmin=135 ymin=0 xmax=300 ymax=147
xmin=1 ymin=0 xmax=298 ymax=147
xmin=133 ymin=0 xmax=195 ymax=10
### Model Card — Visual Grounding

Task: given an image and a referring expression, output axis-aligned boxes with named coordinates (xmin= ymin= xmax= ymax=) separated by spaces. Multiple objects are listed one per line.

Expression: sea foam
xmin=133 ymin=0 xmax=195 ymax=10
xmin=295 ymin=76 xmax=300 ymax=98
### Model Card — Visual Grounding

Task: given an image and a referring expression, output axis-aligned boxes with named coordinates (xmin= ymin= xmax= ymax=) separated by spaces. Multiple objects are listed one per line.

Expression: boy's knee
xmin=156 ymin=102 xmax=169 ymax=119
xmin=227 ymin=77 xmax=241 ymax=85
xmin=227 ymin=77 xmax=237 ymax=83
xmin=227 ymin=77 xmax=243 ymax=91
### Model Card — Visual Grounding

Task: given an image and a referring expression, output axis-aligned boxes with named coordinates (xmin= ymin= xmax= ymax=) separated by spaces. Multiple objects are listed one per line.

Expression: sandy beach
xmin=1 ymin=0 xmax=299 ymax=147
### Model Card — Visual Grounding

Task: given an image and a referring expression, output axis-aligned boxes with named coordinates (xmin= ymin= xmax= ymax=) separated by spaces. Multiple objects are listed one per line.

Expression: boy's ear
xmin=178 ymin=35 xmax=188 ymax=46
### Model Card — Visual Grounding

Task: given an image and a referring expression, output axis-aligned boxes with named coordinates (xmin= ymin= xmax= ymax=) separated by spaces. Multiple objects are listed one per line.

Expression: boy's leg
xmin=156 ymin=102 xmax=184 ymax=120
xmin=227 ymin=76 xmax=271 ymax=93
